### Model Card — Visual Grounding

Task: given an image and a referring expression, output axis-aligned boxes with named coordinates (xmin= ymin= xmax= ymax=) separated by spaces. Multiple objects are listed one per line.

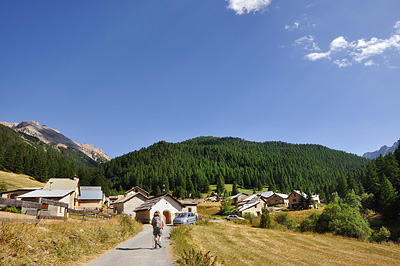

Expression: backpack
xmin=153 ymin=215 xmax=163 ymax=229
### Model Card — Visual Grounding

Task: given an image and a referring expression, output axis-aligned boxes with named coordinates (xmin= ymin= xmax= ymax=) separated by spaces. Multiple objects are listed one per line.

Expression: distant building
xmin=77 ymin=186 xmax=105 ymax=210
xmin=113 ymin=192 xmax=148 ymax=218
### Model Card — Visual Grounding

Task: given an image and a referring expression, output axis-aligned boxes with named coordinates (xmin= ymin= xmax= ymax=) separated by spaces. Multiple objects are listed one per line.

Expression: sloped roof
xmin=259 ymin=191 xmax=274 ymax=199
xmin=230 ymin=193 xmax=249 ymax=199
xmin=180 ymin=200 xmax=201 ymax=206
xmin=135 ymin=193 xmax=182 ymax=212
xmin=275 ymin=193 xmax=289 ymax=199
xmin=113 ymin=192 xmax=148 ymax=204
xmin=238 ymin=201 xmax=260 ymax=212
xmin=291 ymin=190 xmax=308 ymax=198
xmin=124 ymin=186 xmax=149 ymax=196
xmin=18 ymin=189 xmax=74 ymax=198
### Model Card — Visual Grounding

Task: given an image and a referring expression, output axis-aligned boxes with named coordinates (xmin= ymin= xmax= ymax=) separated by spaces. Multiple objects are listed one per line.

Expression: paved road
xmin=86 ymin=224 xmax=174 ymax=266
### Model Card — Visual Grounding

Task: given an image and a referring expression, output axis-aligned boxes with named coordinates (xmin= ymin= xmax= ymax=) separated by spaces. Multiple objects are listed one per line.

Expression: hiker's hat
xmin=154 ymin=210 xmax=160 ymax=215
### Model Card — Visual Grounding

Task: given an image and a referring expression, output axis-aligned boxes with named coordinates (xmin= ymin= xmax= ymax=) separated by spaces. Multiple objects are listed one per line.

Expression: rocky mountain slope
xmin=0 ymin=121 xmax=111 ymax=163
xmin=363 ymin=140 xmax=400 ymax=159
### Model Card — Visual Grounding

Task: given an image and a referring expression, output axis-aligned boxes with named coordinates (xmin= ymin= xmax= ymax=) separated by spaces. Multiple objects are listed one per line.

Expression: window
xmin=188 ymin=208 xmax=192 ymax=212
xmin=293 ymin=199 xmax=297 ymax=202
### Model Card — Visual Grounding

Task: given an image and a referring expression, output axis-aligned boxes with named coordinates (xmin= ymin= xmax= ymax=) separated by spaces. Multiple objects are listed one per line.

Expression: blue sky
xmin=1 ymin=0 xmax=399 ymax=158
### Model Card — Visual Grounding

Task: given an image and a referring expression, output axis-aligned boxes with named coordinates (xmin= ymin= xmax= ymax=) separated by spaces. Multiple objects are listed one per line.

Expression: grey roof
xmin=259 ymin=191 xmax=274 ymax=199
xmin=180 ymin=200 xmax=201 ymax=206
xmin=79 ymin=189 xmax=103 ymax=200
xmin=238 ymin=201 xmax=260 ymax=212
xmin=80 ymin=186 xmax=102 ymax=190
xmin=18 ymin=189 xmax=74 ymax=198
xmin=135 ymin=193 xmax=182 ymax=212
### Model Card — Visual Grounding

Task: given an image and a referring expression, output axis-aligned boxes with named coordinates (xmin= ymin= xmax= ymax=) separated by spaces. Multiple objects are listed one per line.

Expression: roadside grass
xmin=171 ymin=221 xmax=400 ymax=266
xmin=0 ymin=214 xmax=142 ymax=266
xmin=197 ymin=202 xmax=221 ymax=218
xmin=0 ymin=171 xmax=44 ymax=191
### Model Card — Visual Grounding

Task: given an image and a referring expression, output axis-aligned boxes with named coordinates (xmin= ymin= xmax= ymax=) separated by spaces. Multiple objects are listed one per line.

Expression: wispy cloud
xmin=295 ymin=21 xmax=400 ymax=67
xmin=285 ymin=21 xmax=300 ymax=32
xmin=226 ymin=0 xmax=272 ymax=15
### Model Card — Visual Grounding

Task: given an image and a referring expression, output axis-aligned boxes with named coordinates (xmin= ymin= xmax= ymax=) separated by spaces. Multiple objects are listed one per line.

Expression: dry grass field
xmin=0 ymin=171 xmax=44 ymax=190
xmin=172 ymin=221 xmax=400 ymax=266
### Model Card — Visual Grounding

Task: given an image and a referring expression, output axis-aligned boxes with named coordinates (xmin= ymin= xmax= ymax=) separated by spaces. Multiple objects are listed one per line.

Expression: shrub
xmin=316 ymin=202 xmax=371 ymax=240
xmin=370 ymin=227 xmax=391 ymax=243
xmin=177 ymin=248 xmax=223 ymax=266
xmin=259 ymin=209 xmax=272 ymax=229
xmin=299 ymin=212 xmax=319 ymax=232
xmin=0 ymin=206 xmax=21 ymax=214
xmin=274 ymin=212 xmax=297 ymax=230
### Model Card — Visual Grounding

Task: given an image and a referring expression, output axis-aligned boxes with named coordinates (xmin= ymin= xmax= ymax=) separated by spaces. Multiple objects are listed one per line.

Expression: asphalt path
xmin=86 ymin=224 xmax=174 ymax=266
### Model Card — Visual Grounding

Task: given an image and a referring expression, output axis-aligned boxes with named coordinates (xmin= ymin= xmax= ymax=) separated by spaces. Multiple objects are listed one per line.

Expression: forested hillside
xmin=82 ymin=137 xmax=369 ymax=197
xmin=0 ymin=124 xmax=95 ymax=182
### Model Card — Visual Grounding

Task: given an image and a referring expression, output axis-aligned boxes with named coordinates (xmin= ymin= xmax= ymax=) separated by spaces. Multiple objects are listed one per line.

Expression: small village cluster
xmin=226 ymin=190 xmax=321 ymax=216
xmin=1 ymin=177 xmax=320 ymax=223
xmin=0 ymin=177 xmax=200 ymax=224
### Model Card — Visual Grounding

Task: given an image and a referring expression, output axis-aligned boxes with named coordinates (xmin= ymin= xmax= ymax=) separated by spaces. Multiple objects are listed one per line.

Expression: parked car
xmin=173 ymin=212 xmax=196 ymax=225
xmin=226 ymin=215 xmax=245 ymax=221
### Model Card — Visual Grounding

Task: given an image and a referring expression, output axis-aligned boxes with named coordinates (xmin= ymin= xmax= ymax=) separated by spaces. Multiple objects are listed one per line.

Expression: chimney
xmin=49 ymin=181 xmax=53 ymax=191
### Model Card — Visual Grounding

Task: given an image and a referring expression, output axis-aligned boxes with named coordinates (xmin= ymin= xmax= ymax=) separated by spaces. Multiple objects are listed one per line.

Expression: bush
xmin=316 ymin=202 xmax=371 ymax=240
xmin=274 ymin=212 xmax=297 ymax=230
xmin=177 ymin=248 xmax=223 ymax=266
xmin=259 ymin=209 xmax=272 ymax=229
xmin=0 ymin=206 xmax=21 ymax=214
xmin=370 ymin=227 xmax=391 ymax=243
xmin=299 ymin=212 xmax=320 ymax=232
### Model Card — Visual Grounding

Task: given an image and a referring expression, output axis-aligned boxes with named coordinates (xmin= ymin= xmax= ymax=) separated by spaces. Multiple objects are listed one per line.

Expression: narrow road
xmin=86 ymin=224 xmax=174 ymax=266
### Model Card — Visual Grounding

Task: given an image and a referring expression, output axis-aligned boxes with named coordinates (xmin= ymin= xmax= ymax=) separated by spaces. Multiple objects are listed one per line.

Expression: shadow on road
xmin=116 ymin=247 xmax=154 ymax=251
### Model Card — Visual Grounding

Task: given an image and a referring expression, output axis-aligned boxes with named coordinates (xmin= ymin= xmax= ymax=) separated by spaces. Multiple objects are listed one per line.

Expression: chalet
xmin=180 ymin=200 xmax=200 ymax=214
xmin=260 ymin=191 xmax=289 ymax=207
xmin=124 ymin=186 xmax=149 ymax=197
xmin=0 ymin=188 xmax=42 ymax=199
xmin=134 ymin=193 xmax=184 ymax=224
xmin=237 ymin=197 xmax=267 ymax=216
xmin=288 ymin=190 xmax=308 ymax=209
xmin=77 ymin=186 xmax=105 ymax=210
xmin=230 ymin=193 xmax=249 ymax=204
xmin=42 ymin=178 xmax=81 ymax=209
xmin=113 ymin=192 xmax=148 ymax=218
xmin=18 ymin=189 xmax=73 ymax=217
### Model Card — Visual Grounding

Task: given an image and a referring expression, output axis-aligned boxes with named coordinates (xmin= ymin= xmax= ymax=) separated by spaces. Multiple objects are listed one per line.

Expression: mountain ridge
xmin=0 ymin=121 xmax=111 ymax=163
xmin=363 ymin=140 xmax=399 ymax=159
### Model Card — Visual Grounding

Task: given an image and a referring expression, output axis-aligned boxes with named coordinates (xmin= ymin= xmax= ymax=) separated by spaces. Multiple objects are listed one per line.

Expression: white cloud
xmin=285 ymin=21 xmax=300 ymax=32
xmin=296 ymin=21 xmax=400 ymax=68
xmin=294 ymin=35 xmax=320 ymax=51
xmin=306 ymin=51 xmax=330 ymax=61
xmin=330 ymin=36 xmax=348 ymax=51
xmin=226 ymin=0 xmax=272 ymax=15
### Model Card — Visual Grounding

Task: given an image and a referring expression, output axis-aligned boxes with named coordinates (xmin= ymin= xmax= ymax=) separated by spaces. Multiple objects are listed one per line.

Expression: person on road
xmin=151 ymin=210 xmax=164 ymax=248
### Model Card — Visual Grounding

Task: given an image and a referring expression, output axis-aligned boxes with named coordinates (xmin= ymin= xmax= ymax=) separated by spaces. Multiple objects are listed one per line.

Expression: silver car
xmin=173 ymin=212 xmax=196 ymax=225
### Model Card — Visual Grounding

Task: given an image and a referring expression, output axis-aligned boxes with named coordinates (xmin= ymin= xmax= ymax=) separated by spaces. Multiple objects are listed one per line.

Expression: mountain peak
xmin=363 ymin=140 xmax=399 ymax=159
xmin=0 ymin=120 xmax=111 ymax=163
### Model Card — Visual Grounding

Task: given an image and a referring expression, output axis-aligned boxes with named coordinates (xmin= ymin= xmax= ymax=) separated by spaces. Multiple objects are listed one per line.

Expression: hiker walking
xmin=151 ymin=210 xmax=164 ymax=248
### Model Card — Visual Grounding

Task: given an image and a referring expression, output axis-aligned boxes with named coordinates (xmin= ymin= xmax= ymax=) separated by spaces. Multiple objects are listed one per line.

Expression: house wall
xmin=136 ymin=210 xmax=150 ymax=223
xmin=150 ymin=198 xmax=182 ymax=223
xmin=121 ymin=196 xmax=147 ymax=218
xmin=267 ymin=194 xmax=288 ymax=206
xmin=78 ymin=200 xmax=102 ymax=210
xmin=288 ymin=192 xmax=302 ymax=209
xmin=240 ymin=202 xmax=265 ymax=216
xmin=182 ymin=205 xmax=197 ymax=213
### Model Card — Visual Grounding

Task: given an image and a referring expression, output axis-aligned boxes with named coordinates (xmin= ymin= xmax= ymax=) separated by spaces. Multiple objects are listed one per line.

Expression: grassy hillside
xmin=0 ymin=170 xmax=44 ymax=191
xmin=171 ymin=222 xmax=400 ymax=266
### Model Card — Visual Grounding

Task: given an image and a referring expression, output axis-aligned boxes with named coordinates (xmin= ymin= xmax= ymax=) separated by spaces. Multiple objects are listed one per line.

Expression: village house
xmin=113 ymin=192 xmax=148 ymax=218
xmin=124 ymin=186 xmax=149 ymax=197
xmin=230 ymin=193 xmax=249 ymax=204
xmin=17 ymin=189 xmax=73 ymax=217
xmin=237 ymin=197 xmax=268 ymax=216
xmin=180 ymin=200 xmax=200 ymax=214
xmin=260 ymin=191 xmax=289 ymax=207
xmin=0 ymin=187 xmax=42 ymax=199
xmin=77 ymin=186 xmax=105 ymax=210
xmin=134 ymin=193 xmax=184 ymax=224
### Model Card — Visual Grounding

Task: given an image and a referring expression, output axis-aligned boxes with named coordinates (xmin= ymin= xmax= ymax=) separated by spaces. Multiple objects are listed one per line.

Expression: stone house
xmin=113 ymin=192 xmax=148 ymax=218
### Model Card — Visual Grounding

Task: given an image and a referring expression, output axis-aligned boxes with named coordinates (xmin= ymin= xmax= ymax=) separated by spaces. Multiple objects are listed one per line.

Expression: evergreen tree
xmin=232 ymin=181 xmax=239 ymax=195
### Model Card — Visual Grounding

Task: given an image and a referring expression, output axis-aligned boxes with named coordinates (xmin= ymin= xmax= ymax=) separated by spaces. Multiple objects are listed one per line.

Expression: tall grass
xmin=0 ymin=215 xmax=142 ymax=266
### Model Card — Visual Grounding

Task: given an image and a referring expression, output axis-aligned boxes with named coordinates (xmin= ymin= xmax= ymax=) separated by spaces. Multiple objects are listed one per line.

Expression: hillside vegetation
xmin=0 ymin=171 xmax=44 ymax=191
xmin=171 ymin=222 xmax=400 ymax=266
xmin=84 ymin=137 xmax=369 ymax=197
xmin=0 ymin=124 xmax=96 ymax=183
